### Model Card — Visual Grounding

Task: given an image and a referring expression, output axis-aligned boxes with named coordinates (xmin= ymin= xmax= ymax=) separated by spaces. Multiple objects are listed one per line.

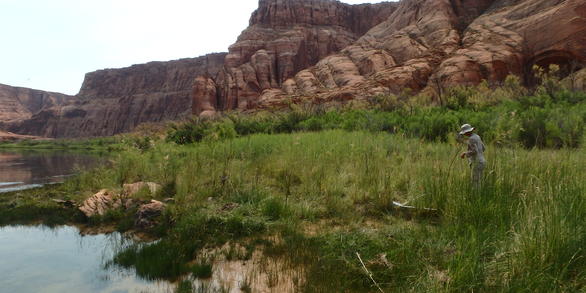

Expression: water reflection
xmin=0 ymin=151 xmax=102 ymax=193
xmin=0 ymin=225 xmax=173 ymax=293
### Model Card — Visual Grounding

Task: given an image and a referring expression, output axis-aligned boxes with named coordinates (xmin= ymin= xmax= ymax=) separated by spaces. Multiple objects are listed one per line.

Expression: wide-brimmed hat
xmin=459 ymin=124 xmax=475 ymax=135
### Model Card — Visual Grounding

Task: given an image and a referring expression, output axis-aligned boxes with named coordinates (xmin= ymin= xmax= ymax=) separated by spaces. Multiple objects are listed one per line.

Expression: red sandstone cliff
xmin=250 ymin=0 xmax=586 ymax=108
xmin=2 ymin=0 xmax=585 ymax=138
xmin=0 ymin=84 xmax=72 ymax=125
xmin=198 ymin=0 xmax=398 ymax=116
xmin=11 ymin=54 xmax=226 ymax=137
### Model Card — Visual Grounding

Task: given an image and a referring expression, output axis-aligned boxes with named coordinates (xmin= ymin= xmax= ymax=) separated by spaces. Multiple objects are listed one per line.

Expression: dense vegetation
xmin=1 ymin=71 xmax=585 ymax=292
xmin=168 ymin=75 xmax=586 ymax=149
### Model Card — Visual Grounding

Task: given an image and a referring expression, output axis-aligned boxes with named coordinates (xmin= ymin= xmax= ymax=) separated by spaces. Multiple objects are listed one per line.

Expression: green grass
xmin=0 ymin=136 xmax=124 ymax=152
xmin=0 ymin=184 xmax=85 ymax=226
xmin=77 ymin=130 xmax=583 ymax=292
xmin=2 ymin=127 xmax=584 ymax=291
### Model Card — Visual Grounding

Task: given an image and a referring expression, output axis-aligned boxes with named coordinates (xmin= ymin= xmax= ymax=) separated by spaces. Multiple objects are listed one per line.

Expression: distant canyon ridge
xmin=1 ymin=0 xmax=585 ymax=138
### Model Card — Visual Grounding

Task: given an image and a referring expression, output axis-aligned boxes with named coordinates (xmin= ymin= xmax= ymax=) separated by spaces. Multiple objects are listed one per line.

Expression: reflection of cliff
xmin=0 ymin=153 xmax=33 ymax=183
xmin=0 ymin=152 xmax=101 ymax=184
xmin=2 ymin=0 xmax=585 ymax=138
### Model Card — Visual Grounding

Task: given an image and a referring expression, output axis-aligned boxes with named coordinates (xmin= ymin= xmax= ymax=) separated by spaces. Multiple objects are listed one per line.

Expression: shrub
xmin=167 ymin=119 xmax=211 ymax=144
xmin=445 ymin=86 xmax=473 ymax=110
xmin=190 ymin=263 xmax=213 ymax=278
xmin=229 ymin=114 xmax=274 ymax=135
xmin=262 ymin=197 xmax=288 ymax=221
xmin=206 ymin=120 xmax=237 ymax=141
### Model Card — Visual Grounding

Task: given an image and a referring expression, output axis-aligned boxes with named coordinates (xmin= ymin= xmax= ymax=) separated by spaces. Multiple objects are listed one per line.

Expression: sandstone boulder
xmin=135 ymin=200 xmax=166 ymax=229
xmin=78 ymin=189 xmax=122 ymax=218
xmin=122 ymin=182 xmax=162 ymax=197
xmin=563 ymin=68 xmax=586 ymax=91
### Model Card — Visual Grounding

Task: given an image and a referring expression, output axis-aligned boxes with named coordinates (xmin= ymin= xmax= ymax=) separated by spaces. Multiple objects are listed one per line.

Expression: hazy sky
xmin=0 ymin=0 xmax=390 ymax=95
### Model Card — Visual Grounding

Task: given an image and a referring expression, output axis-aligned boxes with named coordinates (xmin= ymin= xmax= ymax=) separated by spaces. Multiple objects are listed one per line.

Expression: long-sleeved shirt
xmin=466 ymin=133 xmax=486 ymax=164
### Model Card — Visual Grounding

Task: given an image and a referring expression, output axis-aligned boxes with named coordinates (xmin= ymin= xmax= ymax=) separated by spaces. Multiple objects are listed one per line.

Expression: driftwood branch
xmin=356 ymin=252 xmax=385 ymax=293
xmin=392 ymin=201 xmax=437 ymax=211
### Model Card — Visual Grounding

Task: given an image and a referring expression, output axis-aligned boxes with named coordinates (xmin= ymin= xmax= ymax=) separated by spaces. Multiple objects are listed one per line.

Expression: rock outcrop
xmin=209 ymin=0 xmax=399 ymax=114
xmin=0 ymin=83 xmax=72 ymax=128
xmin=2 ymin=0 xmax=585 ymax=138
xmin=79 ymin=189 xmax=123 ymax=218
xmin=77 ymin=186 xmax=167 ymax=230
xmin=0 ymin=130 xmax=44 ymax=142
xmin=254 ymin=0 xmax=586 ymax=108
xmin=135 ymin=200 xmax=166 ymax=229
xmin=11 ymin=54 xmax=226 ymax=137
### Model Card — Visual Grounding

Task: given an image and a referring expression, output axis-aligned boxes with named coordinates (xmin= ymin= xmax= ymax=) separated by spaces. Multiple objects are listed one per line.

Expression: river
xmin=0 ymin=150 xmax=102 ymax=193
xmin=0 ymin=225 xmax=173 ymax=293
xmin=0 ymin=150 xmax=274 ymax=292
xmin=0 ymin=150 xmax=177 ymax=292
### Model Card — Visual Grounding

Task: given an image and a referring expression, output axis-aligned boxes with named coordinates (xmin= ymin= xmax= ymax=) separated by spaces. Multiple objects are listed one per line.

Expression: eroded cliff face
xmin=208 ymin=0 xmax=398 ymax=115
xmin=3 ymin=0 xmax=585 ymax=137
xmin=6 ymin=0 xmax=397 ymax=137
xmin=13 ymin=54 xmax=226 ymax=137
xmin=0 ymin=84 xmax=72 ymax=126
xmin=253 ymin=0 xmax=586 ymax=108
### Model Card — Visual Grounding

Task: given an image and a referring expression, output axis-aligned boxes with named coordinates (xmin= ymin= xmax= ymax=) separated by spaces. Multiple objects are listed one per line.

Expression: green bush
xmin=167 ymin=118 xmax=236 ymax=144
xmin=229 ymin=114 xmax=274 ymax=135
xmin=262 ymin=197 xmax=289 ymax=221
xmin=190 ymin=263 xmax=213 ymax=278
xmin=517 ymin=106 xmax=584 ymax=148
xmin=167 ymin=119 xmax=211 ymax=144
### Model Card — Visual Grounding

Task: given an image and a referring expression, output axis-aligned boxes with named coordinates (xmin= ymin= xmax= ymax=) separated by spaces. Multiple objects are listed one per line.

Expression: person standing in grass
xmin=459 ymin=124 xmax=486 ymax=187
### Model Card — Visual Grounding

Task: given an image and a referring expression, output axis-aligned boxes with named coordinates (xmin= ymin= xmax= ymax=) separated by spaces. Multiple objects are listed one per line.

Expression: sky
xmin=0 ymin=0 xmax=390 ymax=95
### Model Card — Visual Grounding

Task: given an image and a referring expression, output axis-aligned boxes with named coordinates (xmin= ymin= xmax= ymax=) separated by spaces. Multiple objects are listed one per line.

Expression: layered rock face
xmin=2 ymin=0 xmax=585 ymax=137
xmin=13 ymin=54 xmax=226 ymax=137
xmin=5 ymin=0 xmax=397 ymax=137
xmin=0 ymin=84 xmax=72 ymax=127
xmin=254 ymin=0 xmax=586 ymax=108
xmin=208 ymin=0 xmax=398 ymax=114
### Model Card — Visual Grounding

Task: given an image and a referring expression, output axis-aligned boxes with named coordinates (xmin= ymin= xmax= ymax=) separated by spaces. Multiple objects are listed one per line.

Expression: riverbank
xmin=2 ymin=79 xmax=585 ymax=291
xmin=0 ymin=130 xmax=46 ymax=142
xmin=0 ymin=136 xmax=124 ymax=152
xmin=1 ymin=130 xmax=584 ymax=292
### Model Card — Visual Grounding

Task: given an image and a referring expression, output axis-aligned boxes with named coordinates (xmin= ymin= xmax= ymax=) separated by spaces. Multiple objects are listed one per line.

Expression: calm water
xmin=0 ymin=151 xmax=102 ymax=193
xmin=0 ymin=225 xmax=173 ymax=293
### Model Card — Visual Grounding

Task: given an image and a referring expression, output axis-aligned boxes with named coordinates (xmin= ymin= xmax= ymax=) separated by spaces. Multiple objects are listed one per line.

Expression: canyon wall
xmin=253 ymin=0 xmax=586 ymax=108
xmin=11 ymin=54 xmax=226 ymax=137
xmin=2 ymin=0 xmax=585 ymax=137
xmin=204 ymin=0 xmax=399 ymax=115
xmin=0 ymin=84 xmax=72 ymax=126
